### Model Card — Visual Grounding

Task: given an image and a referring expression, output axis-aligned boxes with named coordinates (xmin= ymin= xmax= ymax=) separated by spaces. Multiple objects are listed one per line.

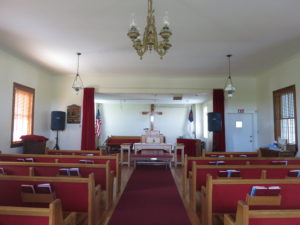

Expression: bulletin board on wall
xmin=67 ymin=104 xmax=81 ymax=124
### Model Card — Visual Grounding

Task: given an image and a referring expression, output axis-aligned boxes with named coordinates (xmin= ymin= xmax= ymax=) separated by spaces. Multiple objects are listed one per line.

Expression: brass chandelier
xmin=224 ymin=54 xmax=236 ymax=98
xmin=72 ymin=52 xmax=84 ymax=95
xmin=127 ymin=0 xmax=172 ymax=59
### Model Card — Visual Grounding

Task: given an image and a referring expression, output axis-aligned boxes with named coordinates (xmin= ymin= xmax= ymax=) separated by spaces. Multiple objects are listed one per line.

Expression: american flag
xmin=188 ymin=108 xmax=194 ymax=122
xmin=95 ymin=109 xmax=102 ymax=137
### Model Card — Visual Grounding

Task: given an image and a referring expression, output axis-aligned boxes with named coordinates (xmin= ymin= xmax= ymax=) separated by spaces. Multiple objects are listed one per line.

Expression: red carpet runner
xmin=107 ymin=165 xmax=192 ymax=225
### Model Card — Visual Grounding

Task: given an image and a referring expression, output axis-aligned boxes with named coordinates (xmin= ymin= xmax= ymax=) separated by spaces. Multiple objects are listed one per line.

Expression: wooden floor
xmin=99 ymin=165 xmax=201 ymax=225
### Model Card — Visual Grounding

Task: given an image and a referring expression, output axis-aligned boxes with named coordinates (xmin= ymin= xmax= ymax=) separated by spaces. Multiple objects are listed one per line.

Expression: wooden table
xmin=120 ymin=143 xmax=131 ymax=167
xmin=133 ymin=143 xmax=173 ymax=154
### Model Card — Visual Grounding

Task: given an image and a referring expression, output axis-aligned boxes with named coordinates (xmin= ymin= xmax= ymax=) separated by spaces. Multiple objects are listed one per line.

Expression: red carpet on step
xmin=108 ymin=165 xmax=192 ymax=225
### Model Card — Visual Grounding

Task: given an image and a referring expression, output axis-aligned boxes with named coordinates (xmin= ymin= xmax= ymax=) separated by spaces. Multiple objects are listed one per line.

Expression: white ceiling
xmin=1 ymin=0 xmax=300 ymax=79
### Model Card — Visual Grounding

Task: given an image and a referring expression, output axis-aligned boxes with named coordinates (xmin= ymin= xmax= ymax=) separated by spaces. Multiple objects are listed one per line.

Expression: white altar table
xmin=133 ymin=143 xmax=173 ymax=154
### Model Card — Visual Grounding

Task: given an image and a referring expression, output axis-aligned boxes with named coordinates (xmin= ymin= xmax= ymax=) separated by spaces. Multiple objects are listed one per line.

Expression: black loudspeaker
xmin=208 ymin=112 xmax=222 ymax=132
xmin=51 ymin=111 xmax=66 ymax=131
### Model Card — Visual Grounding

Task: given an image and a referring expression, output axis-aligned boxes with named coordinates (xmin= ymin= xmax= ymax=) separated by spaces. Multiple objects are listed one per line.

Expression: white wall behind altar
xmin=99 ymin=104 xmax=193 ymax=145
xmin=257 ymin=53 xmax=300 ymax=156
xmin=46 ymin=73 xmax=258 ymax=150
xmin=0 ymin=47 xmax=54 ymax=153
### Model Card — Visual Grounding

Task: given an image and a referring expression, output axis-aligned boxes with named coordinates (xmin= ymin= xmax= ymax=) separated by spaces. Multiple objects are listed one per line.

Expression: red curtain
xmin=81 ymin=88 xmax=96 ymax=150
xmin=213 ymin=89 xmax=226 ymax=152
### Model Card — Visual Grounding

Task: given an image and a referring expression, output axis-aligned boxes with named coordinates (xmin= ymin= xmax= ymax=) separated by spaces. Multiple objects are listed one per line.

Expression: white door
xmin=226 ymin=113 xmax=254 ymax=152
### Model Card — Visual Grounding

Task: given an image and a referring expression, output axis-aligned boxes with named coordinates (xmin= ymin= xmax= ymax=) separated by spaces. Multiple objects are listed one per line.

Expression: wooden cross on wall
xmin=141 ymin=104 xmax=163 ymax=130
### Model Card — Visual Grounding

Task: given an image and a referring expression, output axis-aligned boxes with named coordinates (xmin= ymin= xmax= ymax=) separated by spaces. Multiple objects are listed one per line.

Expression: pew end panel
xmin=225 ymin=200 xmax=300 ymax=225
xmin=0 ymin=199 xmax=76 ymax=225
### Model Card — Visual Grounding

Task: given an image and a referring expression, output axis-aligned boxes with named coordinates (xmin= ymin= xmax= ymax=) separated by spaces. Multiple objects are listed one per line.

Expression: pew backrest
xmin=224 ymin=200 xmax=300 ymax=225
xmin=0 ymin=153 xmax=120 ymax=190
xmin=203 ymin=176 xmax=300 ymax=225
xmin=45 ymin=149 xmax=102 ymax=156
xmin=0 ymin=199 xmax=76 ymax=225
xmin=183 ymin=154 xmax=300 ymax=194
xmin=0 ymin=174 xmax=98 ymax=225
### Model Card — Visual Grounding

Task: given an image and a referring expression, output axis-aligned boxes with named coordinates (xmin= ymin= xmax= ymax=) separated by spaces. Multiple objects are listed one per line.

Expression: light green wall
xmin=0 ymin=48 xmax=54 ymax=153
xmin=257 ymin=53 xmax=300 ymax=155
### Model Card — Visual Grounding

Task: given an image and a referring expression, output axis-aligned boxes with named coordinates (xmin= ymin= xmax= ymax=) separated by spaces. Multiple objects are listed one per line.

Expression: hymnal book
xmin=218 ymin=170 xmax=228 ymax=177
xmin=288 ymin=170 xmax=300 ymax=177
xmin=250 ymin=186 xmax=281 ymax=196
xmin=218 ymin=169 xmax=240 ymax=177
xmin=79 ymin=160 xmax=94 ymax=164
xmin=81 ymin=154 xmax=94 ymax=156
xmin=69 ymin=168 xmax=80 ymax=176
xmin=227 ymin=169 xmax=240 ymax=177
xmin=271 ymin=160 xmax=288 ymax=165
xmin=250 ymin=186 xmax=267 ymax=196
xmin=218 ymin=155 xmax=225 ymax=158
xmin=208 ymin=161 xmax=225 ymax=165
xmin=58 ymin=168 xmax=70 ymax=176
xmin=268 ymin=186 xmax=281 ymax=196
xmin=0 ymin=168 xmax=6 ymax=175
xmin=17 ymin=158 xmax=25 ymax=162
xmin=36 ymin=183 xmax=53 ymax=194
xmin=25 ymin=158 xmax=34 ymax=162
xmin=239 ymin=154 xmax=248 ymax=157
xmin=21 ymin=184 xmax=36 ymax=193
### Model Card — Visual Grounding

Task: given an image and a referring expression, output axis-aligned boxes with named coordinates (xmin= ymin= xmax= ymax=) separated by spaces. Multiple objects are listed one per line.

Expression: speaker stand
xmin=53 ymin=130 xmax=60 ymax=150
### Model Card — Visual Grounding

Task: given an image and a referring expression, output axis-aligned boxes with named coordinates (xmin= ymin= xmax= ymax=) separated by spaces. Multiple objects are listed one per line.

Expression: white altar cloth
xmin=133 ymin=143 xmax=173 ymax=154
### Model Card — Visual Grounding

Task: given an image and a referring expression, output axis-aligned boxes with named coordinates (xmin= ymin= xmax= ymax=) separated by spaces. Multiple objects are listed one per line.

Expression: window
xmin=236 ymin=121 xmax=243 ymax=128
xmin=203 ymin=106 xmax=208 ymax=138
xmin=11 ymin=83 xmax=35 ymax=147
xmin=273 ymin=85 xmax=297 ymax=145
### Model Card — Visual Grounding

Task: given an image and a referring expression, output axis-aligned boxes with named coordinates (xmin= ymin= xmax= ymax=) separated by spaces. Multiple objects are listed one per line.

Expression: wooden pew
xmin=224 ymin=200 xmax=300 ymax=225
xmin=0 ymin=161 xmax=113 ymax=210
xmin=189 ymin=163 xmax=300 ymax=213
xmin=0 ymin=153 xmax=121 ymax=193
xmin=0 ymin=174 xmax=101 ymax=225
xmin=106 ymin=136 xmax=141 ymax=150
xmin=201 ymin=176 xmax=300 ymax=225
xmin=202 ymin=150 xmax=261 ymax=158
xmin=45 ymin=149 xmax=102 ymax=156
xmin=182 ymin=155 xmax=300 ymax=194
xmin=0 ymin=199 xmax=76 ymax=225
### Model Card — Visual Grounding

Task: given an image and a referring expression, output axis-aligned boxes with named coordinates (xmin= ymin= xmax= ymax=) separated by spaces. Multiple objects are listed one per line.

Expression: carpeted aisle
xmin=107 ymin=165 xmax=192 ymax=225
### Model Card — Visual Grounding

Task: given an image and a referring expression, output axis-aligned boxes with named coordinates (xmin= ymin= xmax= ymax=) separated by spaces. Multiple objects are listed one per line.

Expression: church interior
xmin=1 ymin=0 xmax=300 ymax=225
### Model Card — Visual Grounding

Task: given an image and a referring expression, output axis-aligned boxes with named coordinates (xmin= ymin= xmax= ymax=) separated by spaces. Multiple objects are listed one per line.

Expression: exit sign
xmin=238 ymin=109 xmax=245 ymax=113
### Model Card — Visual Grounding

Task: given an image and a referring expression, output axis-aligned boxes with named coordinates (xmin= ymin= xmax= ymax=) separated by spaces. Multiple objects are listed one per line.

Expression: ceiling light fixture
xmin=224 ymin=54 xmax=236 ymax=98
xmin=127 ymin=0 xmax=172 ymax=60
xmin=72 ymin=52 xmax=84 ymax=95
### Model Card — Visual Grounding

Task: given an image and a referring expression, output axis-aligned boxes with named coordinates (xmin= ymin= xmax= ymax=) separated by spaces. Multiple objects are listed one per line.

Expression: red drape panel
xmin=81 ymin=88 xmax=96 ymax=150
xmin=213 ymin=89 xmax=226 ymax=152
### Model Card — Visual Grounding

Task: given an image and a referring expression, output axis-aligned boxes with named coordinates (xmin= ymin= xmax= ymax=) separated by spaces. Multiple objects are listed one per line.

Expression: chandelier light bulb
xmin=163 ymin=11 xmax=170 ymax=26
xmin=130 ymin=13 xmax=136 ymax=27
